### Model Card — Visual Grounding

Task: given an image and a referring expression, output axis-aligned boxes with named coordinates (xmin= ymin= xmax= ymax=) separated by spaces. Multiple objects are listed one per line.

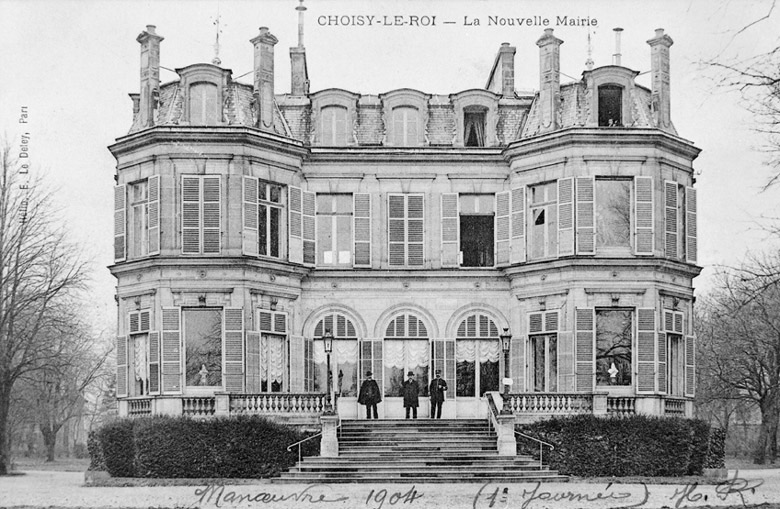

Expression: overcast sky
xmin=1 ymin=0 xmax=779 ymax=334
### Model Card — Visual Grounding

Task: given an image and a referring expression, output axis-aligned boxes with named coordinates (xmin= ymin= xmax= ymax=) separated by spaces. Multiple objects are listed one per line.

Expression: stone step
xmin=340 ymin=439 xmax=498 ymax=446
xmin=274 ymin=473 xmax=569 ymax=483
xmin=290 ymin=464 xmax=545 ymax=473
xmin=299 ymin=455 xmax=537 ymax=463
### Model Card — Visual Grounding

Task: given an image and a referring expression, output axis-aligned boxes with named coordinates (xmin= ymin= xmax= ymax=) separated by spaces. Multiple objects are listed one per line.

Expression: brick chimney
xmin=647 ymin=28 xmax=673 ymax=131
xmin=136 ymin=25 xmax=163 ymax=128
xmin=536 ymin=28 xmax=563 ymax=132
xmin=290 ymin=0 xmax=310 ymax=95
xmin=498 ymin=43 xmax=516 ymax=98
xmin=250 ymin=27 xmax=279 ymax=130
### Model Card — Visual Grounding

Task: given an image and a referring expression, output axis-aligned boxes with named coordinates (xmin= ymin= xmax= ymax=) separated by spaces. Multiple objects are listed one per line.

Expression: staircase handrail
xmin=514 ymin=430 xmax=554 ymax=470
xmin=287 ymin=421 xmax=341 ymax=464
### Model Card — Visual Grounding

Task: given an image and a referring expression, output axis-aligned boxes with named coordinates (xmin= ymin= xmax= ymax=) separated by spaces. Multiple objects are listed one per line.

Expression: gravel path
xmin=1 ymin=469 xmax=779 ymax=508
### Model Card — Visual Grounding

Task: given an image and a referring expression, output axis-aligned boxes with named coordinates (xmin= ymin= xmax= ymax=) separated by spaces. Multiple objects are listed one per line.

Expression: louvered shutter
xmin=558 ymin=331 xmax=574 ymax=392
xmin=441 ymin=193 xmax=459 ymax=267
xmin=407 ymin=195 xmax=424 ymax=266
xmin=302 ymin=191 xmax=316 ymax=265
xmin=290 ymin=336 xmax=305 ymax=392
xmin=558 ymin=178 xmax=574 ymax=256
xmin=495 ymin=191 xmax=511 ymax=266
xmin=388 ymin=195 xmax=406 ymax=266
xmin=686 ymin=187 xmax=697 ymax=264
xmin=258 ymin=310 xmax=273 ymax=333
xmin=685 ymin=335 xmax=695 ymax=397
xmin=657 ymin=331 xmax=667 ymax=394
xmin=202 ymin=176 xmax=221 ymax=254
xmin=354 ymin=193 xmax=372 ymax=267
xmin=576 ymin=177 xmax=595 ymax=255
xmin=634 ymin=176 xmax=654 ymax=255
xmin=289 ymin=186 xmax=303 ymax=264
xmin=510 ymin=335 xmax=524 ymax=393
xmin=665 ymin=181 xmax=678 ymax=258
xmin=116 ymin=335 xmax=128 ymax=397
xmin=637 ymin=308 xmax=656 ymax=394
xmin=510 ymin=186 xmax=526 ymax=264
xmin=114 ymin=185 xmax=126 ymax=262
xmin=246 ymin=332 xmax=261 ymax=392
xmin=243 ymin=176 xmax=259 ymax=256
xmin=161 ymin=307 xmax=182 ymax=393
xmin=129 ymin=312 xmax=140 ymax=334
xmin=574 ymin=308 xmax=594 ymax=392
xmin=148 ymin=176 xmax=161 ymax=255
xmin=181 ymin=177 xmax=200 ymax=253
xmin=140 ymin=310 xmax=150 ymax=332
xmin=223 ymin=308 xmax=244 ymax=392
xmin=148 ymin=331 xmax=161 ymax=395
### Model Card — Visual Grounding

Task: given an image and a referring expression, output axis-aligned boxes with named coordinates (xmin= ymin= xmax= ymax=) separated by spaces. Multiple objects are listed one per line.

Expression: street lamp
xmin=323 ymin=329 xmax=335 ymax=414
xmin=500 ymin=327 xmax=513 ymax=415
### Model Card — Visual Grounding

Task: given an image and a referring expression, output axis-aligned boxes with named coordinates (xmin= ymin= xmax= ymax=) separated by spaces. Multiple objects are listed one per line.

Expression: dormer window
xmin=464 ymin=109 xmax=486 ymax=147
xmin=189 ymin=82 xmax=219 ymax=125
xmin=321 ymin=105 xmax=347 ymax=146
xmin=392 ymin=106 xmax=419 ymax=146
xmin=598 ymin=85 xmax=623 ymax=127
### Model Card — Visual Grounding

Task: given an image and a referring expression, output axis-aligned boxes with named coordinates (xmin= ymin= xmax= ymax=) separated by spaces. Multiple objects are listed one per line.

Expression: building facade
xmin=111 ymin=20 xmax=700 ymax=423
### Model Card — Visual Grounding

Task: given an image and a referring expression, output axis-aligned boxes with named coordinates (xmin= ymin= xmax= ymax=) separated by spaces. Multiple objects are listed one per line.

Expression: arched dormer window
xmin=392 ymin=106 xmax=419 ymax=146
xmin=311 ymin=89 xmax=358 ymax=146
xmin=380 ymin=89 xmax=429 ymax=147
xmin=189 ymin=82 xmax=219 ymax=125
xmin=320 ymin=105 xmax=348 ymax=145
xmin=176 ymin=63 xmax=231 ymax=126
xmin=451 ymin=89 xmax=500 ymax=147
xmin=584 ymin=66 xmax=638 ymax=128
xmin=598 ymin=85 xmax=623 ymax=127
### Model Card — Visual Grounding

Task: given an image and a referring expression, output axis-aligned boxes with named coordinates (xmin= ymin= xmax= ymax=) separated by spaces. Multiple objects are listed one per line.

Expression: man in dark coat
xmin=358 ymin=370 xmax=381 ymax=419
xmin=401 ymin=371 xmax=420 ymax=419
xmin=429 ymin=369 xmax=448 ymax=419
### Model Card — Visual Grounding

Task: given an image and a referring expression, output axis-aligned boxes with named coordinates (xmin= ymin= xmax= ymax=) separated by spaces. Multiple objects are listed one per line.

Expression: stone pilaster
xmin=320 ymin=415 xmax=339 ymax=457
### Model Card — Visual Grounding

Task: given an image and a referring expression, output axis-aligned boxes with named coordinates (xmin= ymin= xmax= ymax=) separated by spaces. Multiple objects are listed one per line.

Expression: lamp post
xmin=500 ymin=327 xmax=513 ymax=415
xmin=323 ymin=329 xmax=335 ymax=414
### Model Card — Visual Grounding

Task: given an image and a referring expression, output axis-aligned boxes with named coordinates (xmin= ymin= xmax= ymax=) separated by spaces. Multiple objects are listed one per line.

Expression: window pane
xmin=258 ymin=205 xmax=267 ymax=256
xmin=270 ymin=207 xmax=280 ymax=258
xmin=184 ymin=308 xmax=222 ymax=386
xmin=269 ymin=184 xmax=281 ymax=204
xmin=548 ymin=335 xmax=558 ymax=392
xmin=456 ymin=340 xmax=476 ymax=397
xmin=190 ymin=83 xmax=218 ymax=126
xmin=596 ymin=180 xmax=631 ymax=249
xmin=596 ymin=309 xmax=632 ymax=386
xmin=598 ymin=85 xmax=622 ymax=126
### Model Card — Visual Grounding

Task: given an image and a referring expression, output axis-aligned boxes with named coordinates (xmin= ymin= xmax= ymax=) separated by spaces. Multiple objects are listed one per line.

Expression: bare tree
xmin=0 ymin=142 xmax=88 ymax=474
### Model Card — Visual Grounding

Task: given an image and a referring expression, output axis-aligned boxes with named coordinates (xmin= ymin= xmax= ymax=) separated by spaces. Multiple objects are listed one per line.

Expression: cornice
xmin=503 ymin=257 xmax=702 ymax=280
xmin=308 ymin=146 xmax=505 ymax=164
xmin=109 ymin=256 xmax=311 ymax=279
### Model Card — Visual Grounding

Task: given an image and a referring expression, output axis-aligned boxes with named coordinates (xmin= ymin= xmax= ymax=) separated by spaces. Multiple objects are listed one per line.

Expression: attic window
xmin=190 ymin=82 xmax=219 ymax=125
xmin=464 ymin=110 xmax=486 ymax=147
xmin=598 ymin=85 xmax=622 ymax=127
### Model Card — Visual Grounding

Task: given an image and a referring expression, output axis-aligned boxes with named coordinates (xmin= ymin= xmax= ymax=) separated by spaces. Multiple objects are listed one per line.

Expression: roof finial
xmin=212 ymin=3 xmax=222 ymax=65
xmin=296 ymin=0 xmax=306 ymax=48
xmin=585 ymin=28 xmax=594 ymax=70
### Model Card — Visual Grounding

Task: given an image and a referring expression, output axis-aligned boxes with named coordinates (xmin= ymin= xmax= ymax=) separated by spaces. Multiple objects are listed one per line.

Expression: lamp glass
xmin=500 ymin=328 xmax=511 ymax=352
xmin=323 ymin=330 xmax=334 ymax=353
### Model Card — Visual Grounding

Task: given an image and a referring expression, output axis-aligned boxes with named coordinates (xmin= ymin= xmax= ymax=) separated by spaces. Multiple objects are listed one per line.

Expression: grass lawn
xmin=11 ymin=457 xmax=90 ymax=472
xmin=726 ymin=457 xmax=780 ymax=470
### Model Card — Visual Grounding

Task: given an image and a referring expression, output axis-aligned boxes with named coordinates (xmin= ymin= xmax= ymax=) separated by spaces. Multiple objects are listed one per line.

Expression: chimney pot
xmin=655 ymin=28 xmax=665 ymax=37
xmin=146 ymin=25 xmax=156 ymax=34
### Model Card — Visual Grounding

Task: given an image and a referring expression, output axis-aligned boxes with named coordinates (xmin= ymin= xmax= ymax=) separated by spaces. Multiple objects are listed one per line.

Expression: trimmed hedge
xmin=517 ymin=415 xmax=726 ymax=477
xmin=706 ymin=427 xmax=727 ymax=469
xmin=93 ymin=415 xmax=320 ymax=478
xmin=97 ymin=419 xmax=136 ymax=477
xmin=86 ymin=430 xmax=106 ymax=472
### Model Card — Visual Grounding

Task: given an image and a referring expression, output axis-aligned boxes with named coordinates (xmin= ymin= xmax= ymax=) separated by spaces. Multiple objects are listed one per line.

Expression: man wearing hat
xmin=358 ymin=370 xmax=381 ymax=419
xmin=401 ymin=371 xmax=420 ymax=419
xmin=429 ymin=369 xmax=448 ymax=419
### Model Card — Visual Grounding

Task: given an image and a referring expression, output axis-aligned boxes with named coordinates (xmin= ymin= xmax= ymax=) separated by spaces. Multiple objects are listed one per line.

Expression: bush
xmin=87 ymin=430 xmax=106 ymax=471
xmin=91 ymin=415 xmax=320 ymax=478
xmin=97 ymin=420 xmax=136 ymax=477
xmin=705 ymin=427 xmax=727 ymax=469
xmin=518 ymin=415 xmax=720 ymax=477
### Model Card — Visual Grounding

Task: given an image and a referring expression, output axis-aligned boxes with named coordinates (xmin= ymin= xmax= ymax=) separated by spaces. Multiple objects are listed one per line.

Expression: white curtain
xmin=457 ymin=340 xmax=475 ymax=363
xmin=480 ymin=340 xmax=500 ymax=363
xmin=269 ymin=336 xmax=284 ymax=383
xmin=406 ymin=340 xmax=430 ymax=366
xmin=134 ymin=335 xmax=147 ymax=381
xmin=335 ymin=340 xmax=358 ymax=361
xmin=260 ymin=336 xmax=268 ymax=379
xmin=384 ymin=340 xmax=404 ymax=368
xmin=457 ymin=340 xmax=499 ymax=363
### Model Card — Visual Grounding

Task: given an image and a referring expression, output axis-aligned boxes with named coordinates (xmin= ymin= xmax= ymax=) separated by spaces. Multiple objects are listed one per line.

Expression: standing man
xmin=401 ymin=371 xmax=420 ymax=419
xmin=429 ymin=369 xmax=448 ymax=419
xmin=358 ymin=370 xmax=381 ymax=419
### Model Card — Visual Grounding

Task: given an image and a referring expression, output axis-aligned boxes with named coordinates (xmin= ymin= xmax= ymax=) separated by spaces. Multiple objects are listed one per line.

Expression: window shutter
xmin=686 ymin=187 xmax=697 ymax=264
xmin=114 ymin=185 xmax=126 ymax=262
xmin=495 ymin=191 xmax=511 ymax=266
xmin=637 ymin=308 xmax=656 ymax=394
xmin=407 ymin=195 xmax=424 ymax=266
xmin=388 ymin=194 xmax=406 ymax=266
xmin=273 ymin=312 xmax=287 ymax=334
xmin=289 ymin=186 xmax=303 ymax=264
xmin=116 ymin=335 xmax=128 ymax=397
xmin=246 ymin=331 xmax=261 ymax=392
xmin=557 ymin=331 xmax=574 ymax=392
xmin=258 ymin=310 xmax=273 ymax=332
xmin=634 ymin=176 xmax=654 ymax=255
xmin=129 ymin=312 xmax=140 ymax=334
xmin=290 ymin=336 xmax=305 ymax=392
xmin=440 ymin=193 xmax=459 ymax=267
xmin=685 ymin=335 xmax=695 ymax=397
xmin=558 ymin=178 xmax=574 ymax=256
xmin=182 ymin=177 xmax=201 ymax=254
xmin=576 ymin=176 xmax=595 ymax=255
xmin=148 ymin=331 xmax=161 ymax=395
xmin=510 ymin=186 xmax=526 ymax=264
xmin=242 ymin=176 xmax=259 ymax=256
xmin=353 ymin=193 xmax=372 ymax=267
xmin=528 ymin=312 xmax=544 ymax=334
xmin=665 ymin=181 xmax=678 ymax=258
xmin=202 ymin=176 xmax=221 ymax=254
xmin=303 ymin=191 xmax=316 ymax=265
xmin=147 ymin=176 xmax=161 ymax=255
xmin=510 ymin=335 xmax=524 ymax=393
xmin=574 ymin=308 xmax=594 ymax=392
xmin=657 ymin=331 xmax=667 ymax=394
xmin=223 ymin=307 xmax=244 ymax=393
xmin=161 ymin=307 xmax=182 ymax=394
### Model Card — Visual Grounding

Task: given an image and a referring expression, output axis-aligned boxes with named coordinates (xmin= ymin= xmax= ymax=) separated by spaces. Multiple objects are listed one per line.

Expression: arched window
xmin=189 ymin=82 xmax=219 ymax=125
xmin=456 ymin=313 xmax=500 ymax=397
xmin=320 ymin=105 xmax=348 ymax=146
xmin=384 ymin=313 xmax=429 ymax=397
xmin=392 ymin=106 xmax=419 ymax=146
xmin=312 ymin=312 xmax=358 ymax=396
xmin=598 ymin=85 xmax=623 ymax=127
xmin=464 ymin=107 xmax=487 ymax=147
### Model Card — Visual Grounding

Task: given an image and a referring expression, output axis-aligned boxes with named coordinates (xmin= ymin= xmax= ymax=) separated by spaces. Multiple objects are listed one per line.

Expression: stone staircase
xmin=276 ymin=418 xmax=567 ymax=483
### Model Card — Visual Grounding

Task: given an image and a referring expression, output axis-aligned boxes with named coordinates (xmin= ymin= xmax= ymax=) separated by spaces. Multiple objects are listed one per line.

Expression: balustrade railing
xmin=128 ymin=398 xmax=151 ymax=417
xmin=506 ymin=393 xmax=594 ymax=414
xmin=182 ymin=397 xmax=215 ymax=417
xmin=607 ymin=397 xmax=636 ymax=416
xmin=664 ymin=397 xmax=686 ymax=416
xmin=230 ymin=393 xmax=326 ymax=415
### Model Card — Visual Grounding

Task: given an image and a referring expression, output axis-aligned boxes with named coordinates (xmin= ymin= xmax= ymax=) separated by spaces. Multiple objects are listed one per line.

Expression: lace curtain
xmin=384 ymin=340 xmax=429 ymax=368
xmin=456 ymin=339 xmax=499 ymax=363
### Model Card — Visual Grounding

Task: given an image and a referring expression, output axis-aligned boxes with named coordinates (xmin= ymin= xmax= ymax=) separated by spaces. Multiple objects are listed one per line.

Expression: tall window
xmin=464 ymin=110 xmax=486 ymax=147
xmin=596 ymin=309 xmax=632 ymax=386
xmin=129 ymin=180 xmax=148 ymax=258
xmin=182 ymin=176 xmax=221 ymax=254
xmin=598 ymin=85 xmax=622 ymax=127
xmin=320 ymin=106 xmax=348 ymax=146
xmin=668 ymin=334 xmax=685 ymax=396
xmin=460 ymin=194 xmax=494 ymax=267
xmin=183 ymin=308 xmax=222 ymax=387
xmin=456 ymin=314 xmax=500 ymax=397
xmin=384 ymin=314 xmax=429 ymax=397
xmin=388 ymin=194 xmax=424 ymax=267
xmin=529 ymin=182 xmax=557 ymax=260
xmin=392 ymin=106 xmax=419 ymax=146
xmin=528 ymin=310 xmax=559 ymax=393
xmin=190 ymin=82 xmax=219 ymax=125
xmin=258 ymin=182 xmax=283 ymax=258
xmin=313 ymin=313 xmax=358 ymax=396
xmin=595 ymin=179 xmax=631 ymax=251
xmin=317 ymin=194 xmax=352 ymax=267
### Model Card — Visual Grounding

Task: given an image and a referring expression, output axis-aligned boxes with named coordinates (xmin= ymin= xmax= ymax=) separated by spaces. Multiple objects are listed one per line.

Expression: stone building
xmin=111 ymin=14 xmax=700 ymax=423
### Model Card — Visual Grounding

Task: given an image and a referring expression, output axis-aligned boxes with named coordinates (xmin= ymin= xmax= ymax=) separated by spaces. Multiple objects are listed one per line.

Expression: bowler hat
xmin=407 ymin=371 xmax=414 ymax=376
xmin=365 ymin=370 xmax=372 ymax=376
